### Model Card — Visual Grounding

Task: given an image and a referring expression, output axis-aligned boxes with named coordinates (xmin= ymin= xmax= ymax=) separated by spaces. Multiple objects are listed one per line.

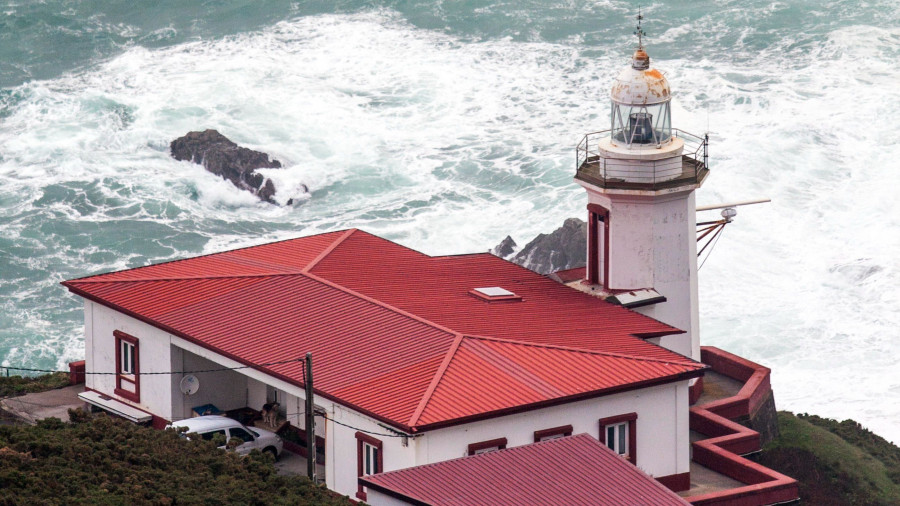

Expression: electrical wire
xmin=315 ymin=412 xmax=413 ymax=438
xmin=0 ymin=357 xmax=304 ymax=376
xmin=699 ymin=225 xmax=726 ymax=271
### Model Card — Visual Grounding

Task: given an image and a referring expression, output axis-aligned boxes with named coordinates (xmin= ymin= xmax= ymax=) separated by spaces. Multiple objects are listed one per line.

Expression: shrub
xmin=0 ymin=413 xmax=352 ymax=505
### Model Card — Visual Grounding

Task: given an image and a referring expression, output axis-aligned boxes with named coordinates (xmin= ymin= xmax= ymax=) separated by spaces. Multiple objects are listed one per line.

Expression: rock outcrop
xmin=490 ymin=236 xmax=517 ymax=259
xmin=171 ymin=129 xmax=283 ymax=203
xmin=493 ymin=218 xmax=587 ymax=274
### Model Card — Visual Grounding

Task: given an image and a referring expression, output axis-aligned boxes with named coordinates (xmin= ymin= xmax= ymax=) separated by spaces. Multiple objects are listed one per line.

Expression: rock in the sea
xmin=171 ymin=129 xmax=282 ymax=203
xmin=490 ymin=235 xmax=518 ymax=259
xmin=494 ymin=218 xmax=586 ymax=275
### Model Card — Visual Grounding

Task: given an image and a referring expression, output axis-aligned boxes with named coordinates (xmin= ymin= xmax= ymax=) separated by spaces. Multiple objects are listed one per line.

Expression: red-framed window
xmin=113 ymin=330 xmax=140 ymax=403
xmin=599 ymin=413 xmax=637 ymax=464
xmin=356 ymin=431 xmax=383 ymax=500
xmin=533 ymin=424 xmax=573 ymax=443
xmin=467 ymin=437 xmax=507 ymax=456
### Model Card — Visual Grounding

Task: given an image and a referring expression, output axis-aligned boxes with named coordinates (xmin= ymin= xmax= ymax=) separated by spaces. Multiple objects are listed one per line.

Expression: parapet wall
xmin=686 ymin=346 xmax=798 ymax=506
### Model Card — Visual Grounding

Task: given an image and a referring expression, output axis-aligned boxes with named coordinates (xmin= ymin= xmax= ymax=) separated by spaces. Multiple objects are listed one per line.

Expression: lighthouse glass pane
xmin=611 ymin=102 xmax=671 ymax=145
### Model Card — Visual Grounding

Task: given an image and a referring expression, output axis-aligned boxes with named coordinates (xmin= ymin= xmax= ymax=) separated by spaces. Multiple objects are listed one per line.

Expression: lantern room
xmin=610 ymin=48 xmax=672 ymax=148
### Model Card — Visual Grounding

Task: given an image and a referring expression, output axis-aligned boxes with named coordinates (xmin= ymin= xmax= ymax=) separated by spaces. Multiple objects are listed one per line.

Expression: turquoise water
xmin=1 ymin=1 xmax=898 ymax=442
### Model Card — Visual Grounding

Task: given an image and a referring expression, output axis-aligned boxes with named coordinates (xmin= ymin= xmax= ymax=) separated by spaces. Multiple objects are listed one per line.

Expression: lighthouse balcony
xmin=576 ymin=129 xmax=709 ymax=191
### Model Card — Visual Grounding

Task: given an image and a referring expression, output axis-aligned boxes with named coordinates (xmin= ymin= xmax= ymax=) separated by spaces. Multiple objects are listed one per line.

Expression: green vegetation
xmin=759 ymin=411 xmax=900 ymax=506
xmin=0 ymin=411 xmax=353 ymax=505
xmin=0 ymin=372 xmax=69 ymax=397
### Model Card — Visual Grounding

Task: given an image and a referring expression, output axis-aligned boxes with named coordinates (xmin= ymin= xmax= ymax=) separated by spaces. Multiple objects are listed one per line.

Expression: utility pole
xmin=304 ymin=352 xmax=316 ymax=482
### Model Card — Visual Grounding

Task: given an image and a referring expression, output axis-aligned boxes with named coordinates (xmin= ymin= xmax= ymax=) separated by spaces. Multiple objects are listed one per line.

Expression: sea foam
xmin=0 ymin=9 xmax=897 ymax=441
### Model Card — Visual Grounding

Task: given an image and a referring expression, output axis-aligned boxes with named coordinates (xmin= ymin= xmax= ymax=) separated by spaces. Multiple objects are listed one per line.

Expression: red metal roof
xmin=63 ymin=229 xmax=704 ymax=431
xmin=412 ymin=336 xmax=702 ymax=429
xmin=360 ymin=433 xmax=689 ymax=505
xmin=309 ymin=230 xmax=685 ymax=360
xmin=69 ymin=230 xmax=350 ymax=282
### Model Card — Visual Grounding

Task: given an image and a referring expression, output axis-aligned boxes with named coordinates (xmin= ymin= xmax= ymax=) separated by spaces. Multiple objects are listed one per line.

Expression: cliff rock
xmin=493 ymin=218 xmax=587 ymax=274
xmin=171 ymin=129 xmax=283 ymax=204
xmin=490 ymin=236 xmax=517 ymax=259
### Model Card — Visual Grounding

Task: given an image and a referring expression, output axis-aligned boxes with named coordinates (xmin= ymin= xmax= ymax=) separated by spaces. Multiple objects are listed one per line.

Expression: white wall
xmin=366 ymin=489 xmax=414 ymax=506
xmin=419 ymin=381 xmax=691 ymax=479
xmin=582 ymin=186 xmax=700 ymax=361
xmin=328 ymin=403 xmax=418 ymax=499
xmin=85 ymin=301 xmax=176 ymax=419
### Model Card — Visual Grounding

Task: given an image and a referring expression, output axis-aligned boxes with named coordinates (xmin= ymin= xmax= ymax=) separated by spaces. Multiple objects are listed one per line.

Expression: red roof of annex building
xmin=63 ymin=229 xmax=705 ymax=432
xmin=360 ymin=433 xmax=690 ymax=505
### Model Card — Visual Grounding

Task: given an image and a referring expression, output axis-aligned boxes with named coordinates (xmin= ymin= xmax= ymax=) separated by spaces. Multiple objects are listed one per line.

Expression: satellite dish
xmin=180 ymin=374 xmax=200 ymax=396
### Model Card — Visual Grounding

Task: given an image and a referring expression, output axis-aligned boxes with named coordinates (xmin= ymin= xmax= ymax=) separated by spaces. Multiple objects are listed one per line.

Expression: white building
xmin=64 ymin=228 xmax=705 ymax=499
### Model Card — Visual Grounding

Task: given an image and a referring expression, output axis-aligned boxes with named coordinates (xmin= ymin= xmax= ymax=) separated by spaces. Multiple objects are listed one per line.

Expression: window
xmin=120 ymin=340 xmax=135 ymax=375
xmin=363 ymin=442 xmax=379 ymax=474
xmin=467 ymin=437 xmax=507 ymax=456
xmin=599 ymin=413 xmax=637 ymax=464
xmin=355 ymin=432 xmax=383 ymax=500
xmin=200 ymin=430 xmax=227 ymax=443
xmin=534 ymin=424 xmax=573 ymax=443
xmin=606 ymin=422 xmax=628 ymax=455
xmin=229 ymin=427 xmax=255 ymax=444
xmin=113 ymin=330 xmax=140 ymax=403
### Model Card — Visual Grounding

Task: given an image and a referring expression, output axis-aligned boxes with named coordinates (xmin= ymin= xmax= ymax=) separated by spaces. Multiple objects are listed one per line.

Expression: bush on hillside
xmin=796 ymin=413 xmax=900 ymax=484
xmin=0 ymin=411 xmax=352 ymax=505
xmin=758 ymin=411 xmax=900 ymax=506
xmin=0 ymin=372 xmax=69 ymax=397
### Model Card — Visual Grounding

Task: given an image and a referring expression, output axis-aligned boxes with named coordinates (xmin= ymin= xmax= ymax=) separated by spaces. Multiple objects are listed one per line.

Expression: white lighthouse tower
xmin=574 ymin=18 xmax=708 ymax=361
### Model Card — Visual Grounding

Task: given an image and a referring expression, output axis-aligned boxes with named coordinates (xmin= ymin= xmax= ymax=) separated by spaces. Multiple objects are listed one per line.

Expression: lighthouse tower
xmin=574 ymin=22 xmax=708 ymax=361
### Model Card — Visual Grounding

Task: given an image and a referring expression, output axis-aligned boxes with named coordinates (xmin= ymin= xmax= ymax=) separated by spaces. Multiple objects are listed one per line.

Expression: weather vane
xmin=634 ymin=8 xmax=646 ymax=49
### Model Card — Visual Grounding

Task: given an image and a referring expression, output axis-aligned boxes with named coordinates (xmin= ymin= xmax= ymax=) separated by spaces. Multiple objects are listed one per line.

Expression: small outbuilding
xmin=361 ymin=433 xmax=690 ymax=505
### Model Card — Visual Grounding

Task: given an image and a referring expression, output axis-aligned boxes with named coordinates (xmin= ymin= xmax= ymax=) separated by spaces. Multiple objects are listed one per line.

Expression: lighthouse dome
xmin=610 ymin=49 xmax=670 ymax=106
xmin=607 ymin=47 xmax=673 ymax=147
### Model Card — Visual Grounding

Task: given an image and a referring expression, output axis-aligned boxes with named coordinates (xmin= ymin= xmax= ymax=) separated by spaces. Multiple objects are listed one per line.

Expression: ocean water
xmin=1 ymin=1 xmax=898 ymax=442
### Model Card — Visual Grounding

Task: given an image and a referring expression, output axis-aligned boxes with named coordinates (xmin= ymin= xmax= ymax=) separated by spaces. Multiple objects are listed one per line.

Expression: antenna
xmin=634 ymin=7 xmax=646 ymax=49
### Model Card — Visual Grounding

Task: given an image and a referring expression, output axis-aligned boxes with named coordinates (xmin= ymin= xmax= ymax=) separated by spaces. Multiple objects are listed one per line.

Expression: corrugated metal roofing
xmin=70 ymin=230 xmax=349 ymax=282
xmin=413 ymin=336 xmax=700 ymax=428
xmin=309 ymin=230 xmax=686 ymax=361
xmin=63 ymin=229 xmax=704 ymax=431
xmin=360 ymin=433 xmax=690 ymax=505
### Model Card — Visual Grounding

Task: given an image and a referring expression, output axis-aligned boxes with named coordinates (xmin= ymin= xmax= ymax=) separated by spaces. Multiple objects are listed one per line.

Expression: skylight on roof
xmin=474 ymin=287 xmax=515 ymax=297
xmin=469 ymin=286 xmax=522 ymax=302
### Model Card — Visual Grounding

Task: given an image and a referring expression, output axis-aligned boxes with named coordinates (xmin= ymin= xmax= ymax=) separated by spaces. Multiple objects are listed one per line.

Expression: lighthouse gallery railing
xmin=576 ymin=129 xmax=708 ymax=187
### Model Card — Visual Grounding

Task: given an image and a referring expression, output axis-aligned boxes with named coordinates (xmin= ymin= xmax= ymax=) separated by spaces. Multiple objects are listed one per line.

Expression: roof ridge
xmin=300 ymin=270 xmax=460 ymax=338
xmin=63 ymin=272 xmax=307 ymax=284
xmin=62 ymin=229 xmax=351 ymax=283
xmin=462 ymin=334 xmax=702 ymax=368
xmin=302 ymin=228 xmax=357 ymax=272
xmin=407 ymin=334 xmax=466 ymax=428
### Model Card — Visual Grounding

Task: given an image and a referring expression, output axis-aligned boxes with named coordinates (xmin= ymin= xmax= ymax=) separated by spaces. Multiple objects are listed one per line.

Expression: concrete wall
xmin=175 ymin=350 xmax=249 ymax=421
xmin=419 ymin=381 xmax=691 ymax=479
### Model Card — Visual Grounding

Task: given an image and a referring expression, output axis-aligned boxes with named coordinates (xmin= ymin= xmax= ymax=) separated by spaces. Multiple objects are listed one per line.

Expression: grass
xmin=758 ymin=411 xmax=900 ymax=506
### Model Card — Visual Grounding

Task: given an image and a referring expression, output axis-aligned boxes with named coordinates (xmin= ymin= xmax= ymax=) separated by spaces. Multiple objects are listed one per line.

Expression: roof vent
xmin=470 ymin=286 xmax=523 ymax=302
